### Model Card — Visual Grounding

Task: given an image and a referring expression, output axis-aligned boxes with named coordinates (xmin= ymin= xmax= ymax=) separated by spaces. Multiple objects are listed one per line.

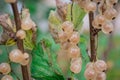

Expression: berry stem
xmin=10 ymin=1 xmax=30 ymax=80
xmin=89 ymin=12 xmax=97 ymax=62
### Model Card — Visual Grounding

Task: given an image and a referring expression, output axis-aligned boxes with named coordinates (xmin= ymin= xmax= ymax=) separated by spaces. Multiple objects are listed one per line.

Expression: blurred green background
xmin=0 ymin=0 xmax=120 ymax=80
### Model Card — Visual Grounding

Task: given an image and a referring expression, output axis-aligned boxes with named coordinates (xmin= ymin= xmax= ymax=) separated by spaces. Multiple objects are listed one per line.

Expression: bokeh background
xmin=0 ymin=0 xmax=120 ymax=80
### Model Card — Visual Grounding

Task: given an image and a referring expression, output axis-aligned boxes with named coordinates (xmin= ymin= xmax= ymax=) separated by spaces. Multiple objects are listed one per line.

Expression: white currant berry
xmin=9 ymin=49 xmax=24 ymax=63
xmin=58 ymin=31 xmax=68 ymax=42
xmin=5 ymin=0 xmax=16 ymax=3
xmin=102 ymin=22 xmax=114 ymax=34
xmin=69 ymin=31 xmax=80 ymax=44
xmin=78 ymin=0 xmax=88 ymax=9
xmin=21 ymin=17 xmax=33 ymax=30
xmin=70 ymin=61 xmax=82 ymax=74
xmin=84 ymin=1 xmax=97 ymax=12
xmin=93 ymin=14 xmax=106 ymax=29
xmin=94 ymin=60 xmax=107 ymax=73
xmin=61 ymin=42 xmax=70 ymax=49
xmin=0 ymin=63 xmax=11 ymax=74
xmin=71 ymin=57 xmax=82 ymax=65
xmin=106 ymin=0 xmax=118 ymax=7
xmin=61 ymin=21 xmax=74 ymax=35
xmin=16 ymin=29 xmax=26 ymax=39
xmin=93 ymin=0 xmax=104 ymax=4
xmin=84 ymin=67 xmax=96 ymax=80
xmin=86 ymin=62 xmax=93 ymax=69
xmin=104 ymin=8 xmax=118 ymax=20
xmin=20 ymin=53 xmax=30 ymax=66
xmin=96 ymin=72 xmax=106 ymax=80
xmin=68 ymin=45 xmax=80 ymax=58
xmin=1 ymin=75 xmax=13 ymax=80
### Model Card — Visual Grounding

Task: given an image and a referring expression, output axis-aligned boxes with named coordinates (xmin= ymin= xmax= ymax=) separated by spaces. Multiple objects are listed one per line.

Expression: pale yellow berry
xmin=5 ymin=0 xmax=16 ymax=3
xmin=1 ymin=75 xmax=13 ymax=80
xmin=68 ymin=45 xmax=80 ymax=58
xmin=16 ymin=29 xmax=26 ymax=39
xmin=71 ymin=57 xmax=82 ymax=64
xmin=9 ymin=49 xmax=24 ymax=63
xmin=96 ymin=72 xmax=106 ymax=80
xmin=0 ymin=63 xmax=11 ymax=74
xmin=94 ymin=60 xmax=107 ymax=73
xmin=20 ymin=53 xmax=30 ymax=66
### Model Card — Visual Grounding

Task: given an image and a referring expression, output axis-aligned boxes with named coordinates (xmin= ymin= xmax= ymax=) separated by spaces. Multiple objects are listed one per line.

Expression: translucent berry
xmin=93 ymin=14 xmax=106 ymax=29
xmin=0 ymin=63 xmax=11 ymax=74
xmin=94 ymin=60 xmax=107 ymax=72
xmin=86 ymin=62 xmax=93 ymax=69
xmin=71 ymin=57 xmax=82 ymax=65
xmin=58 ymin=31 xmax=68 ymax=42
xmin=70 ymin=61 xmax=82 ymax=73
xmin=9 ymin=49 xmax=24 ymax=63
xmin=104 ymin=8 xmax=118 ymax=20
xmin=20 ymin=53 xmax=30 ymax=66
xmin=16 ymin=29 xmax=26 ymax=39
xmin=93 ymin=0 xmax=104 ymax=4
xmin=84 ymin=1 xmax=97 ymax=12
xmin=102 ymin=22 xmax=114 ymax=34
xmin=68 ymin=45 xmax=80 ymax=58
xmin=21 ymin=17 xmax=33 ymax=30
xmin=96 ymin=72 xmax=106 ymax=80
xmin=61 ymin=21 xmax=74 ymax=35
xmin=5 ymin=0 xmax=16 ymax=3
xmin=84 ymin=68 xmax=96 ymax=80
xmin=77 ymin=0 xmax=87 ymax=9
xmin=1 ymin=75 xmax=13 ymax=80
xmin=69 ymin=31 xmax=80 ymax=44
xmin=106 ymin=0 xmax=118 ymax=6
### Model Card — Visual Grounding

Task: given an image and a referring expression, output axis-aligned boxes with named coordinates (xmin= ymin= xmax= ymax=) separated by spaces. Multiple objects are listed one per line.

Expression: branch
xmin=10 ymin=1 xmax=30 ymax=80
xmin=89 ymin=12 xmax=97 ymax=62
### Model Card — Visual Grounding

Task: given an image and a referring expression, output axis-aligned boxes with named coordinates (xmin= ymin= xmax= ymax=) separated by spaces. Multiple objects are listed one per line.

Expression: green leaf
xmin=66 ymin=3 xmax=86 ymax=30
xmin=31 ymin=43 xmax=64 ymax=80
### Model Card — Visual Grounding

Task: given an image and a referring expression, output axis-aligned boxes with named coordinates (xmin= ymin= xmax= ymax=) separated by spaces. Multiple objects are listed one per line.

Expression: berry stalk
xmin=10 ymin=1 xmax=30 ymax=80
xmin=89 ymin=12 xmax=97 ymax=62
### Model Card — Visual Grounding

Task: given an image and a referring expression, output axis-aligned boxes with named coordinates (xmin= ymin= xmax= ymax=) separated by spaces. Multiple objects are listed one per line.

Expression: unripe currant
xmin=84 ymin=1 xmax=97 ymax=12
xmin=5 ymin=0 xmax=16 ymax=3
xmin=96 ymin=72 xmax=106 ymax=80
xmin=0 ymin=63 xmax=11 ymax=74
xmin=69 ymin=31 xmax=80 ymax=44
xmin=68 ymin=45 xmax=80 ymax=58
xmin=84 ymin=67 xmax=96 ymax=80
xmin=16 ymin=29 xmax=26 ymax=39
xmin=1 ymin=75 xmax=13 ymax=80
xmin=70 ymin=61 xmax=82 ymax=74
xmin=9 ymin=49 xmax=24 ymax=63
xmin=102 ymin=22 xmax=114 ymax=34
xmin=104 ymin=8 xmax=118 ymax=20
xmin=94 ymin=60 xmax=107 ymax=73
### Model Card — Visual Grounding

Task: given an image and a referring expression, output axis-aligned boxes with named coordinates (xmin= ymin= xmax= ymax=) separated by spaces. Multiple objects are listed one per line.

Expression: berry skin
xmin=96 ymin=72 xmax=106 ymax=80
xmin=68 ymin=45 xmax=80 ymax=58
xmin=94 ymin=60 xmax=107 ymax=73
xmin=86 ymin=62 xmax=93 ymax=69
xmin=5 ymin=0 xmax=16 ymax=3
xmin=9 ymin=49 xmax=24 ymax=63
xmin=69 ymin=31 xmax=80 ymax=44
xmin=70 ymin=60 xmax=82 ymax=74
xmin=71 ymin=57 xmax=82 ymax=65
xmin=0 ymin=63 xmax=11 ymax=74
xmin=1 ymin=75 xmax=13 ymax=80
xmin=84 ymin=67 xmax=96 ymax=80
xmin=102 ymin=22 xmax=114 ymax=34
xmin=16 ymin=29 xmax=26 ymax=39
xmin=84 ymin=1 xmax=97 ymax=12
xmin=20 ymin=53 xmax=30 ymax=66
xmin=104 ymin=8 xmax=118 ymax=20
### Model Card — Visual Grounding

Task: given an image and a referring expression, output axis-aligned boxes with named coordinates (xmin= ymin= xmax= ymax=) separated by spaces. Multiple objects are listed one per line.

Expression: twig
xmin=89 ymin=12 xmax=97 ymax=62
xmin=10 ymin=1 xmax=30 ymax=80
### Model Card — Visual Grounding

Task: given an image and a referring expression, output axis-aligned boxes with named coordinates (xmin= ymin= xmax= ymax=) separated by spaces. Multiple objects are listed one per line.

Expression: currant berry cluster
xmin=76 ymin=0 xmax=118 ymax=34
xmin=58 ymin=21 xmax=82 ymax=73
xmin=0 ymin=63 xmax=13 ymax=80
xmin=84 ymin=60 xmax=107 ymax=80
